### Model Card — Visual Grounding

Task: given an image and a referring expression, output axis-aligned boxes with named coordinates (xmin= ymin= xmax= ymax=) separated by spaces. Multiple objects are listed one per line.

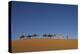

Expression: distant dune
xmin=11 ymin=39 xmax=78 ymax=53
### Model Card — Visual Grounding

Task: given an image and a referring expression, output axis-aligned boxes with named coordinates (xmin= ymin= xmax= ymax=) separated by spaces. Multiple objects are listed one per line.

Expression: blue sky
xmin=11 ymin=1 xmax=78 ymax=40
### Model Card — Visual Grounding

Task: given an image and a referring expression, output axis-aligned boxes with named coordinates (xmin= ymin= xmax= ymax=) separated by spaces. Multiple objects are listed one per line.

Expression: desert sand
xmin=11 ymin=39 xmax=78 ymax=53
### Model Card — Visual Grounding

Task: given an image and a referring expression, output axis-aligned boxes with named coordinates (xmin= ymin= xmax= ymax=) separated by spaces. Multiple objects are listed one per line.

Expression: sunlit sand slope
xmin=11 ymin=39 xmax=78 ymax=53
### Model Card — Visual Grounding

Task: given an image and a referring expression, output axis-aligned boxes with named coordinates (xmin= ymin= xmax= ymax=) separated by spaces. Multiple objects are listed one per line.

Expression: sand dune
xmin=11 ymin=39 xmax=78 ymax=53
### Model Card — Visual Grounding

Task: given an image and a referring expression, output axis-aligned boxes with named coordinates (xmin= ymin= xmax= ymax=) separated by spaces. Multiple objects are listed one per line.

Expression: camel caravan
xmin=19 ymin=33 xmax=65 ymax=40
